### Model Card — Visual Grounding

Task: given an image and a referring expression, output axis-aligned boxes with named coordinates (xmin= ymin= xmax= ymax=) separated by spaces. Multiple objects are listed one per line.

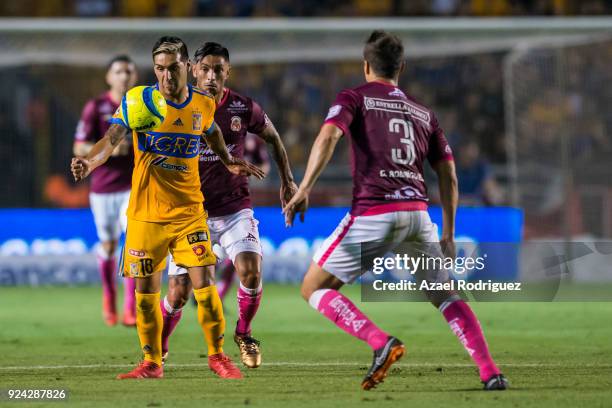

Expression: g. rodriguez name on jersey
xmin=372 ymin=279 xmax=522 ymax=293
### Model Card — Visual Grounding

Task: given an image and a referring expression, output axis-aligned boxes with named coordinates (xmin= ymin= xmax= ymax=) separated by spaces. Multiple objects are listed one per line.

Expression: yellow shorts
xmin=120 ymin=213 xmax=216 ymax=278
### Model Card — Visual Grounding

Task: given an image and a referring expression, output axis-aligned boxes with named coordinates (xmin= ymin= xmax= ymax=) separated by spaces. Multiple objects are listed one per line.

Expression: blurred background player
xmin=162 ymin=42 xmax=297 ymax=368
xmin=73 ymin=55 xmax=137 ymax=327
xmin=455 ymin=138 xmax=503 ymax=206
xmin=284 ymin=31 xmax=508 ymax=391
xmin=71 ymin=36 xmax=265 ymax=379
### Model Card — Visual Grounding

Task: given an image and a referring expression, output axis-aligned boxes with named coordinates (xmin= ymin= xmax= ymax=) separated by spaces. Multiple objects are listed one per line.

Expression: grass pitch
xmin=1 ymin=284 xmax=611 ymax=407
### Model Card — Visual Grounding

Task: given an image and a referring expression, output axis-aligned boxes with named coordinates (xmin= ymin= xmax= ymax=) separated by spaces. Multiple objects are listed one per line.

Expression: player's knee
xmin=300 ymin=283 xmax=314 ymax=302
xmin=97 ymin=241 xmax=118 ymax=259
xmin=168 ymin=277 xmax=191 ymax=309
xmin=427 ymin=290 xmax=460 ymax=309
xmin=167 ymin=291 xmax=188 ymax=309
xmin=234 ymin=254 xmax=262 ymax=288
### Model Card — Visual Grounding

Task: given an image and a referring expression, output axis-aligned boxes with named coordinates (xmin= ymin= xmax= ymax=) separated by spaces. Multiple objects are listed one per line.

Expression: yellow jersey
xmin=111 ymin=84 xmax=215 ymax=222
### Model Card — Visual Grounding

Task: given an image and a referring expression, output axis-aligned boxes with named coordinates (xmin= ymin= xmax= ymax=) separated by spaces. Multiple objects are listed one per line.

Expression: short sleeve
xmin=202 ymin=96 xmax=216 ymax=136
xmin=74 ymin=100 xmax=98 ymax=142
xmin=323 ymin=89 xmax=360 ymax=137
xmin=109 ymin=99 xmax=129 ymax=129
xmin=248 ymin=100 xmax=270 ymax=134
xmin=427 ymin=114 xmax=454 ymax=165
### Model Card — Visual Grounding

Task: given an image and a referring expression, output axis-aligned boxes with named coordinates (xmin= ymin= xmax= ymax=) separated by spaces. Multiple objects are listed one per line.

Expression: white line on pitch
xmin=1 ymin=362 xmax=610 ymax=371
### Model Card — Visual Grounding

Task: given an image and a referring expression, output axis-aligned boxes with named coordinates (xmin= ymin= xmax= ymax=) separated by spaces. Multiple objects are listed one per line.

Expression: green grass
xmin=1 ymin=285 xmax=611 ymax=407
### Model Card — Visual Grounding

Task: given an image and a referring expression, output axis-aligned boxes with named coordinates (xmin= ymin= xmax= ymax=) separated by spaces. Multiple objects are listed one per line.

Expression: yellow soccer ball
xmin=122 ymin=86 xmax=167 ymax=132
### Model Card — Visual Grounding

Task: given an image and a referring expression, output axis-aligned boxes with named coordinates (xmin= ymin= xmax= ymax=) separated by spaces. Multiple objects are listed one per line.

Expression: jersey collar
xmin=155 ymin=83 xmax=193 ymax=109
xmin=371 ymin=80 xmax=397 ymax=87
xmin=217 ymin=87 xmax=230 ymax=108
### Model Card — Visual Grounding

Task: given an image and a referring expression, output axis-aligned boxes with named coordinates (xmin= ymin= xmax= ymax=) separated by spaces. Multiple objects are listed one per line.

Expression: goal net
xmin=504 ymin=35 xmax=612 ymax=239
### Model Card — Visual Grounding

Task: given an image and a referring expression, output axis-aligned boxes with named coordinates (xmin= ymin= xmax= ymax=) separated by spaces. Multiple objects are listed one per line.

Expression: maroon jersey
xmin=324 ymin=81 xmax=453 ymax=216
xmin=74 ymin=92 xmax=133 ymax=194
xmin=199 ymin=88 xmax=270 ymax=217
xmin=244 ymin=133 xmax=270 ymax=167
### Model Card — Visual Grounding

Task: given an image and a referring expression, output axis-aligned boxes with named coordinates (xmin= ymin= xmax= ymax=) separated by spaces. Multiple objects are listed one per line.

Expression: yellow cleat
xmin=233 ymin=334 xmax=262 ymax=368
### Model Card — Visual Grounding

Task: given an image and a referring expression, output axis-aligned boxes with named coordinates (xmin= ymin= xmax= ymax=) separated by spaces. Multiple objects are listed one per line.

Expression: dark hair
xmin=363 ymin=30 xmax=404 ymax=79
xmin=106 ymin=54 xmax=133 ymax=71
xmin=193 ymin=42 xmax=230 ymax=64
xmin=152 ymin=36 xmax=189 ymax=61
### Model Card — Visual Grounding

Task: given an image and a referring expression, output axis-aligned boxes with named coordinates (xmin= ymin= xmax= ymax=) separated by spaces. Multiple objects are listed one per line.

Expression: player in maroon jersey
xmin=283 ymin=31 xmax=508 ymax=391
xmin=73 ymin=55 xmax=138 ymax=327
xmin=215 ymin=133 xmax=271 ymax=301
xmin=161 ymin=42 xmax=297 ymax=368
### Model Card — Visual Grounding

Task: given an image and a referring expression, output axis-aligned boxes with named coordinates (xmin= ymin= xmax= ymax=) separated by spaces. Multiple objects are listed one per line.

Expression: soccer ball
xmin=122 ymin=86 xmax=167 ymax=132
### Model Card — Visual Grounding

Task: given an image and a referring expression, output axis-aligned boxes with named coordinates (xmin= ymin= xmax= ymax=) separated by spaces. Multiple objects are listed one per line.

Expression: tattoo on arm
xmin=108 ymin=124 xmax=129 ymax=146
xmin=258 ymin=125 xmax=294 ymax=183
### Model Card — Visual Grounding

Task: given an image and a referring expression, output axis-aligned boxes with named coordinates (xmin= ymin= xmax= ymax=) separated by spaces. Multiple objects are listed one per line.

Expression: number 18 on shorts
xmin=120 ymin=214 xmax=216 ymax=277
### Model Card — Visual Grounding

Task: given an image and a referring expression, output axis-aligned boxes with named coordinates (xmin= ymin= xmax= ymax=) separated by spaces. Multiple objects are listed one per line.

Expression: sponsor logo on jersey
xmin=192 ymin=244 xmax=206 ymax=256
xmin=151 ymin=156 xmax=187 ymax=172
xmin=199 ymin=143 xmax=236 ymax=162
xmin=388 ymin=88 xmax=406 ymax=98
xmin=173 ymin=118 xmax=184 ymax=127
xmin=230 ymin=116 xmax=242 ymax=132
xmin=363 ymin=97 xmax=430 ymax=124
xmin=384 ymin=186 xmax=426 ymax=201
xmin=187 ymin=231 xmax=209 ymax=244
xmin=445 ymin=145 xmax=452 ymax=154
xmin=128 ymin=249 xmax=145 ymax=257
xmin=228 ymin=100 xmax=248 ymax=113
xmin=138 ymin=132 xmax=200 ymax=158
xmin=325 ymin=105 xmax=342 ymax=120
xmin=192 ymin=112 xmax=202 ymax=131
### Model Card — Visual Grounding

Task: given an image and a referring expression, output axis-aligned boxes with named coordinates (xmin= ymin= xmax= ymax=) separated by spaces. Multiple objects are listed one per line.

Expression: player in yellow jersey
xmin=71 ymin=36 xmax=265 ymax=380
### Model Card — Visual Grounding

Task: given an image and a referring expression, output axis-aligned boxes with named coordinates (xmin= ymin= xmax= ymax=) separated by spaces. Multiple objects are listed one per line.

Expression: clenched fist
xmin=71 ymin=157 xmax=92 ymax=182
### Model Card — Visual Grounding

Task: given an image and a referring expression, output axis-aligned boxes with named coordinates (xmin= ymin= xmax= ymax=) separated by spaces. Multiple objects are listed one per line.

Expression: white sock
xmin=239 ymin=281 xmax=262 ymax=296
xmin=308 ymin=288 xmax=331 ymax=310
xmin=163 ymin=296 xmax=183 ymax=315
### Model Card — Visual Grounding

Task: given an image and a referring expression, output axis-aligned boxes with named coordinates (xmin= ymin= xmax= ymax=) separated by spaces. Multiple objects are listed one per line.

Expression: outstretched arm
xmin=204 ymin=122 xmax=266 ymax=179
xmin=257 ymin=123 xmax=297 ymax=206
xmin=282 ymin=123 xmax=343 ymax=226
xmin=71 ymin=124 xmax=129 ymax=181
xmin=433 ymin=159 xmax=458 ymax=258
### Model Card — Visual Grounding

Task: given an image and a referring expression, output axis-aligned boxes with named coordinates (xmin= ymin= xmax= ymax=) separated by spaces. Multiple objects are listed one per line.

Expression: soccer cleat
xmin=102 ymin=296 xmax=117 ymax=327
xmin=483 ymin=374 xmax=509 ymax=390
xmin=234 ymin=334 xmax=262 ymax=368
xmin=116 ymin=361 xmax=163 ymax=379
xmin=208 ymin=353 xmax=243 ymax=379
xmin=161 ymin=351 xmax=168 ymax=365
xmin=361 ymin=336 xmax=406 ymax=391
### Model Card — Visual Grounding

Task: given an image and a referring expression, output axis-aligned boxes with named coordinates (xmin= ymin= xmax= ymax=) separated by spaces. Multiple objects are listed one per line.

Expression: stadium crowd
xmin=0 ymin=1 xmax=610 ymax=240
xmin=1 ymin=0 xmax=610 ymax=17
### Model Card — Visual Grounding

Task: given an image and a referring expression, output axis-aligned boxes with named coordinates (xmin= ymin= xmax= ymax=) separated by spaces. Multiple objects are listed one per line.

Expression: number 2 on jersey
xmin=389 ymin=118 xmax=416 ymax=166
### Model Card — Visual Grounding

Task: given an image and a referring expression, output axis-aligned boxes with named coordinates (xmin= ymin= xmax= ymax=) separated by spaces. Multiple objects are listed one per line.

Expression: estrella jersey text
xmin=137 ymin=131 xmax=200 ymax=158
